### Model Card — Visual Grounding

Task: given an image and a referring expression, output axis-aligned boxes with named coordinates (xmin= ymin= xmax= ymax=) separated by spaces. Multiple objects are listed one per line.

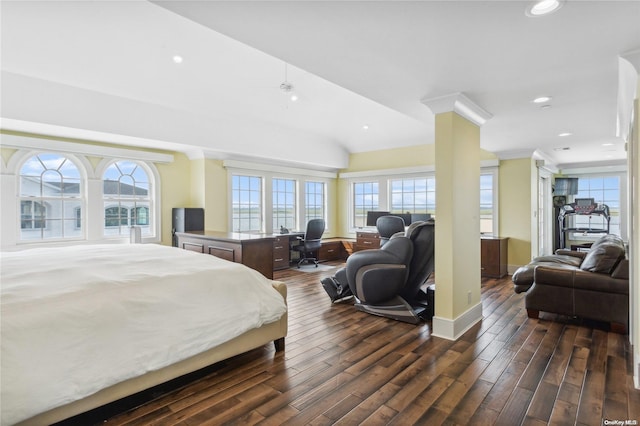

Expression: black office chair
xmin=293 ymin=219 xmax=325 ymax=267
xmin=376 ymin=215 xmax=406 ymax=246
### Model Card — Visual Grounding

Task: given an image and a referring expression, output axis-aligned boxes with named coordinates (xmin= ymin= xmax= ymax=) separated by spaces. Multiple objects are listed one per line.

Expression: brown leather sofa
xmin=512 ymin=234 xmax=629 ymax=333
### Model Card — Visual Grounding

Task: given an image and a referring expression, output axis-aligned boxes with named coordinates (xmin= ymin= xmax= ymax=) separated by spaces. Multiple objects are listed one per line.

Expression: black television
xmin=554 ymin=177 xmax=579 ymax=195
xmin=366 ymin=211 xmax=390 ymax=227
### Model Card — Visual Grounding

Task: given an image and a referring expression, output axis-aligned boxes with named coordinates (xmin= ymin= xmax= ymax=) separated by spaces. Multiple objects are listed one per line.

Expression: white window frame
xmin=224 ymin=160 xmax=334 ymax=234
xmin=15 ymin=151 xmax=88 ymax=243
xmin=304 ymin=180 xmax=327 ymax=224
xmin=481 ymin=166 xmax=499 ymax=236
xmin=100 ymin=159 xmax=155 ymax=239
xmin=342 ymin=162 xmax=499 ymax=235
xmin=1 ymin=135 xmax=165 ymax=249
xmin=562 ymin=170 xmax=627 ymax=242
xmin=231 ymin=173 xmax=265 ymax=233
xmin=272 ymin=177 xmax=297 ymax=232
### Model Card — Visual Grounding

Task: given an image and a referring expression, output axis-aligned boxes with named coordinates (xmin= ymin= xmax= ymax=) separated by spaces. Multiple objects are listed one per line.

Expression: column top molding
xmin=421 ymin=92 xmax=493 ymax=126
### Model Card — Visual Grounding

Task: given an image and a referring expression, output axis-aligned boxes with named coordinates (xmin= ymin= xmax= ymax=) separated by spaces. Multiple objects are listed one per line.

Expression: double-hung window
xmin=390 ymin=177 xmax=435 ymax=216
xmin=305 ymin=181 xmax=325 ymax=223
xmin=480 ymin=172 xmax=495 ymax=234
xmin=353 ymin=181 xmax=379 ymax=228
xmin=19 ymin=153 xmax=83 ymax=241
xmin=232 ymin=175 xmax=263 ymax=232
xmin=571 ymin=174 xmax=623 ymax=238
xmin=103 ymin=160 xmax=152 ymax=237
xmin=272 ymin=178 xmax=296 ymax=232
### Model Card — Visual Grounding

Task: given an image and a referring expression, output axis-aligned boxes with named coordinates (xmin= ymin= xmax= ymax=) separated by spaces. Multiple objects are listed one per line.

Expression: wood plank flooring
xmin=94 ymin=261 xmax=639 ymax=425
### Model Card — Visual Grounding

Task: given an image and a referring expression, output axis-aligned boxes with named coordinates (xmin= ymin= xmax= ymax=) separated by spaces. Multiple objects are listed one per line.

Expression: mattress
xmin=0 ymin=243 xmax=287 ymax=426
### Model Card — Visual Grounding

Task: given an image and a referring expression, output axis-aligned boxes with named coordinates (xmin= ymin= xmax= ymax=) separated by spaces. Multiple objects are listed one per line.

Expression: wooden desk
xmin=176 ymin=231 xmax=353 ymax=276
xmin=175 ymin=231 xmax=275 ymax=279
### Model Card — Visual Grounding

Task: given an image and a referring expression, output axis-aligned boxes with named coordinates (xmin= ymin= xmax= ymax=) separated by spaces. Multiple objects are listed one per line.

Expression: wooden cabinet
xmin=318 ymin=240 xmax=344 ymax=262
xmin=176 ymin=231 xmax=274 ymax=279
xmin=273 ymin=235 xmax=290 ymax=270
xmin=355 ymin=231 xmax=380 ymax=251
xmin=481 ymin=237 xmax=508 ymax=278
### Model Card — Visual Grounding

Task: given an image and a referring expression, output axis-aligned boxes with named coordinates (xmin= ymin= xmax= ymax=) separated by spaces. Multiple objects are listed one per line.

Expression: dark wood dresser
xmin=175 ymin=231 xmax=275 ymax=279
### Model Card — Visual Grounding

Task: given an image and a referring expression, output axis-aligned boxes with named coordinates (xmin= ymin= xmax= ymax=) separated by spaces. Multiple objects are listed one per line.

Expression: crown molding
xmin=421 ymin=92 xmax=493 ymax=126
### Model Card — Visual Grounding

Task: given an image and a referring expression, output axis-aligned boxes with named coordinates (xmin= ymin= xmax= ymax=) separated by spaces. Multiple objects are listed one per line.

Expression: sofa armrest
xmin=534 ymin=265 xmax=576 ymax=289
xmin=554 ymin=249 xmax=587 ymax=259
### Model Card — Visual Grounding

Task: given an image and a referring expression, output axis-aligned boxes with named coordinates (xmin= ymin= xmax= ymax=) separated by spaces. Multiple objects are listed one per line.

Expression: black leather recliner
xmin=333 ymin=220 xmax=435 ymax=323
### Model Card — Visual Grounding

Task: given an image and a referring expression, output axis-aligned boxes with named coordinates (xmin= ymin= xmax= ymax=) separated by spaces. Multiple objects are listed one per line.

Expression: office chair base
xmin=297 ymin=258 xmax=319 ymax=268
xmin=354 ymin=296 xmax=422 ymax=324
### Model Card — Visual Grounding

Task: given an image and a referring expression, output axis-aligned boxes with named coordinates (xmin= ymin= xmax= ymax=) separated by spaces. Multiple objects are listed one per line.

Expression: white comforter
xmin=0 ymin=244 xmax=287 ymax=426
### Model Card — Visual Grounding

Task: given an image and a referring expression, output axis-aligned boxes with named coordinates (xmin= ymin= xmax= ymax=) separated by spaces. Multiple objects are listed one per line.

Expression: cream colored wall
xmin=205 ymin=159 xmax=229 ymax=232
xmin=343 ymin=143 xmax=497 ymax=173
xmin=499 ymin=158 xmax=534 ymax=266
xmin=133 ymin=152 xmax=195 ymax=246
xmin=345 ymin=144 xmax=436 ymax=172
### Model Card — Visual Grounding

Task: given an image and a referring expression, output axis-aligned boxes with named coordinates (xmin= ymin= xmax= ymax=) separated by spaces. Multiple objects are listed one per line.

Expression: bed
xmin=0 ymin=243 xmax=288 ymax=426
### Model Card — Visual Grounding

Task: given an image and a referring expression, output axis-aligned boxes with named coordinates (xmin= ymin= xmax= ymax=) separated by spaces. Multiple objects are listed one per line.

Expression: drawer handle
xmin=327 ymin=249 xmax=334 ymax=253
xmin=274 ymin=246 xmax=284 ymax=249
xmin=364 ymin=241 xmax=372 ymax=245
xmin=275 ymin=258 xmax=284 ymax=262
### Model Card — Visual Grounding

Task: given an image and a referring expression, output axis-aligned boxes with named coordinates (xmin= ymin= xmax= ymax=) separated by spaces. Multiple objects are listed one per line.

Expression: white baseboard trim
xmin=635 ymin=347 xmax=640 ymax=389
xmin=431 ymin=302 xmax=483 ymax=341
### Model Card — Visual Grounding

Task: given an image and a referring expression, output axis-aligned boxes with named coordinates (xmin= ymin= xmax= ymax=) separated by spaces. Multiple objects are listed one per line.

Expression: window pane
xmin=273 ymin=178 xmax=296 ymax=231
xmin=305 ymin=181 xmax=325 ymax=224
xmin=103 ymin=160 xmax=153 ymax=237
xmin=480 ymin=173 xmax=494 ymax=234
xmin=353 ymin=181 xmax=379 ymax=228
xmin=390 ymin=177 xmax=434 ymax=215
xmin=19 ymin=153 xmax=84 ymax=241
xmin=232 ymin=175 xmax=262 ymax=232
xmin=570 ymin=175 xmax=620 ymax=238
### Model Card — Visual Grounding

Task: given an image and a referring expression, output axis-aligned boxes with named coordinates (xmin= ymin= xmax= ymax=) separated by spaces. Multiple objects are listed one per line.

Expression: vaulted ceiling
xmin=1 ymin=1 xmax=639 ymax=171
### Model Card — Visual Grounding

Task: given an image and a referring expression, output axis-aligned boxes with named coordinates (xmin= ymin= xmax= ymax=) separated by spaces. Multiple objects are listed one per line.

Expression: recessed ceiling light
xmin=172 ymin=55 xmax=183 ymax=64
xmin=290 ymin=94 xmax=299 ymax=102
xmin=602 ymin=142 xmax=614 ymax=146
xmin=558 ymin=132 xmax=572 ymax=137
xmin=362 ymin=125 xmax=370 ymax=130
xmin=526 ymin=0 xmax=563 ymax=17
xmin=533 ymin=96 xmax=552 ymax=103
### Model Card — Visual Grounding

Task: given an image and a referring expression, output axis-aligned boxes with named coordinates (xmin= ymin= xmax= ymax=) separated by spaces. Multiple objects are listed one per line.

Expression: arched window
xmin=102 ymin=160 xmax=152 ymax=237
xmin=19 ymin=153 xmax=83 ymax=240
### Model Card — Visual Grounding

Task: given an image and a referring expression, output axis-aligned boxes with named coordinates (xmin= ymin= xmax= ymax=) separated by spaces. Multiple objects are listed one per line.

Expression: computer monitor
xmin=396 ymin=213 xmax=412 ymax=225
xmin=410 ymin=213 xmax=431 ymax=223
xmin=366 ymin=211 xmax=390 ymax=227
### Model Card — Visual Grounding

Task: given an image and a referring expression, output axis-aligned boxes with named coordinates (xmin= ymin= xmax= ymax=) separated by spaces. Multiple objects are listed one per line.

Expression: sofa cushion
xmin=579 ymin=234 xmax=625 ymax=274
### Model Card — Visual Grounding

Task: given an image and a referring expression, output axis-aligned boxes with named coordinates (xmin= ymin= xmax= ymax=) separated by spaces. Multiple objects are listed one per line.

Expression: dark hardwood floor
xmin=102 ymin=261 xmax=640 ymax=425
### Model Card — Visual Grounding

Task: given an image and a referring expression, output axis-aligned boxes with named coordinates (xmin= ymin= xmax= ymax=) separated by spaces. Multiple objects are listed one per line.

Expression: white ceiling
xmin=1 ymin=0 xmax=639 ymax=171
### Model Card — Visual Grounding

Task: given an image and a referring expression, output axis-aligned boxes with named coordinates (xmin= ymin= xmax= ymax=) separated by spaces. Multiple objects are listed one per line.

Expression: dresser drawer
xmin=355 ymin=231 xmax=380 ymax=251
xmin=318 ymin=241 xmax=343 ymax=261
xmin=273 ymin=236 xmax=290 ymax=270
